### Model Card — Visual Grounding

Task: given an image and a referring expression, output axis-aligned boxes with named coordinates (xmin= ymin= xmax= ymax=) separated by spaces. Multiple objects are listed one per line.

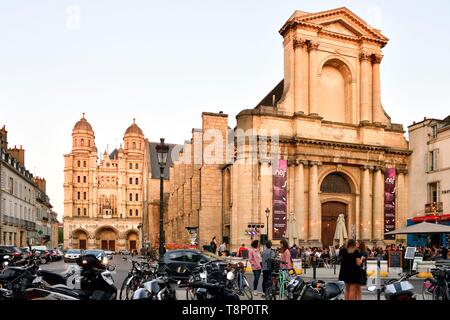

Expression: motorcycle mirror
xmin=3 ymin=255 xmax=10 ymax=260
xmin=367 ymin=286 xmax=377 ymax=292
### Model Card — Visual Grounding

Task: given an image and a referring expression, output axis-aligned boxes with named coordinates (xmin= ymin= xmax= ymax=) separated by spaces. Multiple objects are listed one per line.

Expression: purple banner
xmin=273 ymin=160 xmax=287 ymax=240
xmin=384 ymin=168 xmax=396 ymax=240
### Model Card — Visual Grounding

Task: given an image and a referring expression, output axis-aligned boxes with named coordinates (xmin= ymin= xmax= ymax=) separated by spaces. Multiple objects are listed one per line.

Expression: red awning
xmin=412 ymin=214 xmax=450 ymax=223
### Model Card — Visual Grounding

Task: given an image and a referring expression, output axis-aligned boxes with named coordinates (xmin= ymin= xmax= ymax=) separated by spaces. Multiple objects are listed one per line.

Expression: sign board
xmin=388 ymin=251 xmax=402 ymax=269
xmin=404 ymin=247 xmax=417 ymax=260
xmin=384 ymin=168 xmax=397 ymax=240
xmin=272 ymin=160 xmax=287 ymax=240
xmin=412 ymin=256 xmax=423 ymax=271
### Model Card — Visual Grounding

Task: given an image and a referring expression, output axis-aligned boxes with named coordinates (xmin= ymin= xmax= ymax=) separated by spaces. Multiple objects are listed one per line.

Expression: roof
xmin=109 ymin=149 xmax=119 ymax=160
xmin=125 ymin=119 xmax=144 ymax=136
xmin=73 ymin=114 xmax=93 ymax=132
xmin=254 ymin=80 xmax=284 ymax=109
xmin=148 ymin=141 xmax=181 ymax=179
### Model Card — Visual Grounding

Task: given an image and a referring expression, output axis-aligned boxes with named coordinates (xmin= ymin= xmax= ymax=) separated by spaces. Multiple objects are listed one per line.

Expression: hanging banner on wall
xmin=273 ymin=159 xmax=287 ymax=240
xmin=384 ymin=168 xmax=397 ymax=240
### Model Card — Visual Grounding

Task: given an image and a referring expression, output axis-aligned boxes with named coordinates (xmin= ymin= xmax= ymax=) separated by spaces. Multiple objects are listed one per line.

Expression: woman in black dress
xmin=338 ymin=239 xmax=363 ymax=300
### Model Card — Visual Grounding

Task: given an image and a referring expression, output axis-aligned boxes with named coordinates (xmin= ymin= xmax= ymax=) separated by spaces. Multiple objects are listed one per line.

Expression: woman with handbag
xmin=338 ymin=239 xmax=363 ymax=300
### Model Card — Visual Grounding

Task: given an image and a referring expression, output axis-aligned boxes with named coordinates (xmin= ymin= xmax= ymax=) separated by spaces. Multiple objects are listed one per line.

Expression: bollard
xmin=334 ymin=259 xmax=336 ymax=275
xmin=376 ymin=254 xmax=381 ymax=301
xmin=313 ymin=256 xmax=317 ymax=280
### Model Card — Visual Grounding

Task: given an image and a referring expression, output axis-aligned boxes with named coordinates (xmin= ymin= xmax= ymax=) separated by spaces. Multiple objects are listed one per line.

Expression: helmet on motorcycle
xmin=226 ymin=271 xmax=235 ymax=281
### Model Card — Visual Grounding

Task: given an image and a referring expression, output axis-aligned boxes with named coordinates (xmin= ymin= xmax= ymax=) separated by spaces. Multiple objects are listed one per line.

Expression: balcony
xmin=425 ymin=202 xmax=443 ymax=214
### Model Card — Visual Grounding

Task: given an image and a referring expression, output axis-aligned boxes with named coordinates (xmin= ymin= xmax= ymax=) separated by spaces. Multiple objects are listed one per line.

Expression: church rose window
xmin=320 ymin=173 xmax=351 ymax=194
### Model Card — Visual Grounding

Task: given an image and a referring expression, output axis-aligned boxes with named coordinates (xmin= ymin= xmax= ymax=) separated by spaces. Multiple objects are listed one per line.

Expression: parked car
xmin=119 ymin=249 xmax=130 ymax=255
xmin=0 ymin=246 xmax=24 ymax=266
xmin=162 ymin=249 xmax=227 ymax=280
xmin=82 ymin=249 xmax=112 ymax=265
xmin=49 ymin=249 xmax=63 ymax=261
xmin=63 ymin=249 xmax=84 ymax=263
xmin=104 ymin=250 xmax=115 ymax=255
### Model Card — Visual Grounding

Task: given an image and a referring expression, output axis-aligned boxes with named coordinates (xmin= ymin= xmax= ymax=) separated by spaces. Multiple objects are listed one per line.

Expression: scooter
xmin=286 ymin=276 xmax=345 ymax=300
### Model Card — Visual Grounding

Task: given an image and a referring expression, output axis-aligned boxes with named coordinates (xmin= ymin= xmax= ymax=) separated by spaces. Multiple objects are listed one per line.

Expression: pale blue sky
xmin=1 ymin=1 xmax=449 ymax=220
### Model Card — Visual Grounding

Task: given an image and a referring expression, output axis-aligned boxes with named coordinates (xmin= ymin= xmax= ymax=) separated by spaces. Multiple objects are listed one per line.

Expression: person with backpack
xmin=261 ymin=240 xmax=277 ymax=297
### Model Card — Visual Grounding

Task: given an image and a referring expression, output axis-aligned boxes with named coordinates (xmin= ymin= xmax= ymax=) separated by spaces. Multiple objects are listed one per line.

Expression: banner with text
xmin=384 ymin=168 xmax=397 ymax=240
xmin=273 ymin=159 xmax=287 ymax=240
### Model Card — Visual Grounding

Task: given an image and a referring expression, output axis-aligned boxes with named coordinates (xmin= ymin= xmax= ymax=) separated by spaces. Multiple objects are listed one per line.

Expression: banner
xmin=384 ymin=168 xmax=396 ymax=240
xmin=273 ymin=159 xmax=287 ymax=240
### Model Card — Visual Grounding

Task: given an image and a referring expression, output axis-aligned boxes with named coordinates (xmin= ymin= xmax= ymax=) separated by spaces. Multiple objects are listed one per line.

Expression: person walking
xmin=218 ymin=242 xmax=226 ymax=256
xmin=261 ymin=240 xmax=277 ymax=297
xmin=338 ymin=239 xmax=363 ymax=300
xmin=280 ymin=239 xmax=292 ymax=270
xmin=210 ymin=236 xmax=218 ymax=254
xmin=248 ymin=240 xmax=262 ymax=296
xmin=356 ymin=241 xmax=368 ymax=300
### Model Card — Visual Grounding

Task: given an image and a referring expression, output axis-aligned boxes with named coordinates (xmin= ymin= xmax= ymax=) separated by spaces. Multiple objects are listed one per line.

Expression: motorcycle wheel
xmin=241 ymin=277 xmax=253 ymax=300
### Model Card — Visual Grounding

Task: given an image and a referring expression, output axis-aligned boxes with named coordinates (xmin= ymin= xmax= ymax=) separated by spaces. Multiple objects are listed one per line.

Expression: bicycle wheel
xmin=422 ymin=278 xmax=435 ymax=300
xmin=119 ymin=275 xmax=131 ymax=300
xmin=265 ymin=284 xmax=277 ymax=300
xmin=241 ymin=276 xmax=253 ymax=300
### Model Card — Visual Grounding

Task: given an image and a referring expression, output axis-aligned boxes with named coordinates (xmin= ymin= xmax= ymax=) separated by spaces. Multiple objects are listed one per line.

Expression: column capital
xmin=360 ymin=164 xmax=374 ymax=171
xmin=287 ymin=160 xmax=297 ymax=166
xmin=296 ymin=160 xmax=309 ymax=166
xmin=293 ymin=36 xmax=307 ymax=49
xmin=307 ymin=40 xmax=320 ymax=52
xmin=310 ymin=161 xmax=322 ymax=167
xmin=359 ymin=51 xmax=372 ymax=62
xmin=371 ymin=53 xmax=383 ymax=64
xmin=373 ymin=165 xmax=384 ymax=172
xmin=397 ymin=166 xmax=408 ymax=175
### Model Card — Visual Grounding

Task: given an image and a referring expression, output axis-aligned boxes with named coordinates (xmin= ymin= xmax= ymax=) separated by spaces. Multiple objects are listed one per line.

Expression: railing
xmin=425 ymin=202 xmax=443 ymax=214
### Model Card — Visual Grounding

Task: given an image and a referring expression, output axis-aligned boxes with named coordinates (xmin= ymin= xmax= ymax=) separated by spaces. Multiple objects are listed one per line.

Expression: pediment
xmin=280 ymin=7 xmax=388 ymax=44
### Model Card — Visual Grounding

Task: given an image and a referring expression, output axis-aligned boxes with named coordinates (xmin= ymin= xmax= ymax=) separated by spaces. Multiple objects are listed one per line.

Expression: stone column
xmin=372 ymin=54 xmax=383 ymax=123
xmin=295 ymin=161 xmax=306 ymax=243
xmin=308 ymin=41 xmax=320 ymax=115
xmin=360 ymin=51 xmax=372 ymax=122
xmin=308 ymin=161 xmax=321 ymax=243
xmin=360 ymin=165 xmax=372 ymax=241
xmin=294 ymin=37 xmax=306 ymax=114
xmin=396 ymin=169 xmax=408 ymax=242
xmin=372 ymin=167 xmax=384 ymax=243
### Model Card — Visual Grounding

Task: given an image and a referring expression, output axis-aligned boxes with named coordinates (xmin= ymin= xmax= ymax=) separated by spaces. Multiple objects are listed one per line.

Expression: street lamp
xmin=156 ymin=138 xmax=169 ymax=260
xmin=265 ymin=208 xmax=270 ymax=241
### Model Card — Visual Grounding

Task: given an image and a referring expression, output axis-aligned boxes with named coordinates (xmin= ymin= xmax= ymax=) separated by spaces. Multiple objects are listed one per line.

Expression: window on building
xmin=83 ymin=208 xmax=87 ymax=216
xmin=135 ymin=163 xmax=139 ymax=169
xmin=428 ymin=182 xmax=440 ymax=204
xmin=77 ymin=192 xmax=81 ymax=200
xmin=135 ymin=193 xmax=138 ymax=201
xmin=320 ymin=173 xmax=351 ymax=193
xmin=129 ymin=209 xmax=133 ymax=216
xmin=429 ymin=150 xmax=439 ymax=171
xmin=77 ymin=176 xmax=80 ymax=183
xmin=83 ymin=176 xmax=87 ymax=183
xmin=77 ymin=208 xmax=81 ymax=216
xmin=83 ymin=161 xmax=87 ymax=167
xmin=135 ymin=209 xmax=139 ymax=216
xmin=88 ymin=140 xmax=91 ymax=147
xmin=83 ymin=192 xmax=87 ymax=200
xmin=9 ymin=177 xmax=13 ymax=194
xmin=129 ymin=163 xmax=133 ymax=169
xmin=77 ymin=160 xmax=81 ymax=167
xmin=432 ymin=125 xmax=438 ymax=139
xmin=132 ymin=142 xmax=136 ymax=149
xmin=129 ymin=177 xmax=133 ymax=185
xmin=129 ymin=193 xmax=133 ymax=201
xmin=135 ymin=178 xmax=139 ymax=185
xmin=81 ymin=139 xmax=84 ymax=146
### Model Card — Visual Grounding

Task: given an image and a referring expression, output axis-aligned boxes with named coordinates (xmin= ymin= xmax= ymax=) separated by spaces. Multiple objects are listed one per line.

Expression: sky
xmin=1 ymin=0 xmax=450 ymax=220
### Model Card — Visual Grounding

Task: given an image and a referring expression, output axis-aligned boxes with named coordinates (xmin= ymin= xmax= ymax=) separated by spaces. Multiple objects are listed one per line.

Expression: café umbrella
xmin=384 ymin=221 xmax=450 ymax=235
xmin=334 ymin=214 xmax=348 ymax=247
xmin=286 ymin=212 xmax=298 ymax=246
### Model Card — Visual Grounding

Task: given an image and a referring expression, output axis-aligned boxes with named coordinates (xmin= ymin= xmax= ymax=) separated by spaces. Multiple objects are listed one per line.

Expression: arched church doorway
xmin=72 ymin=229 xmax=88 ymax=249
xmin=321 ymin=202 xmax=348 ymax=247
xmin=126 ymin=230 xmax=139 ymax=251
xmin=95 ymin=226 xmax=118 ymax=251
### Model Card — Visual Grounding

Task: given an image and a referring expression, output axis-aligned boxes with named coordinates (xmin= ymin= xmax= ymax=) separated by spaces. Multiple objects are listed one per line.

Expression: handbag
xmin=360 ymin=265 xmax=368 ymax=285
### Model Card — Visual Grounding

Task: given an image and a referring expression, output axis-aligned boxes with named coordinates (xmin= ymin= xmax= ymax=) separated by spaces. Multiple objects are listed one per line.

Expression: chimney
xmin=9 ymin=145 xmax=25 ymax=167
xmin=35 ymin=177 xmax=46 ymax=193
xmin=0 ymin=125 xmax=7 ymax=151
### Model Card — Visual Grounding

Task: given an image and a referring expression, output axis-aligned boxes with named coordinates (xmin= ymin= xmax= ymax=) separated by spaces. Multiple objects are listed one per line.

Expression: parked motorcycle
xmin=286 ymin=276 xmax=345 ymax=300
xmin=132 ymin=274 xmax=178 ymax=300
xmin=180 ymin=280 xmax=239 ymax=301
xmin=368 ymin=271 xmax=418 ymax=300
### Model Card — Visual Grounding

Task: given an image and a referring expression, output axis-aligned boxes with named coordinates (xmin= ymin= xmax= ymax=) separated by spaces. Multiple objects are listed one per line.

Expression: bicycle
xmin=226 ymin=261 xmax=253 ymax=300
xmin=119 ymin=257 xmax=158 ymax=300
xmin=265 ymin=259 xmax=295 ymax=300
xmin=430 ymin=267 xmax=449 ymax=300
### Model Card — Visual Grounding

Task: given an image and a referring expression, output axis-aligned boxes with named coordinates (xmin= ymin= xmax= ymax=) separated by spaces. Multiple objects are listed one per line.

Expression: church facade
xmin=165 ymin=7 xmax=411 ymax=250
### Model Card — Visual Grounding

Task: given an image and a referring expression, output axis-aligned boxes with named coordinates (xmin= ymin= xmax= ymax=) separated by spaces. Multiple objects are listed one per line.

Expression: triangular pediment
xmin=280 ymin=7 xmax=388 ymax=44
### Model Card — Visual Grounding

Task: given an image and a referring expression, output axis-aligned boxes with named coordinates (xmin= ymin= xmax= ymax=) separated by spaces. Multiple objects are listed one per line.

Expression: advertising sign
xmin=384 ymin=168 xmax=397 ymax=240
xmin=273 ymin=159 xmax=287 ymax=240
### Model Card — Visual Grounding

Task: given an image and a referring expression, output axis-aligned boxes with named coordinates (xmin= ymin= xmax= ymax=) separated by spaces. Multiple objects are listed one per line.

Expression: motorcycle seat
xmin=324 ymin=282 xmax=343 ymax=299
xmin=37 ymin=270 xmax=67 ymax=286
xmin=49 ymin=286 xmax=88 ymax=299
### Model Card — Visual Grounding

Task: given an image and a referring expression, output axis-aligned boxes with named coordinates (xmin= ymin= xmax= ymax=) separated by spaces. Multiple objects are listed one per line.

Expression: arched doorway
xmin=95 ymin=226 xmax=118 ymax=251
xmin=126 ymin=230 xmax=139 ymax=251
xmin=321 ymin=202 xmax=348 ymax=247
xmin=320 ymin=172 xmax=353 ymax=247
xmin=72 ymin=229 xmax=88 ymax=249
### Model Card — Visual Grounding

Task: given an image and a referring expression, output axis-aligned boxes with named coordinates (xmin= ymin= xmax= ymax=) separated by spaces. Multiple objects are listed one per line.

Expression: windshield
xmin=201 ymin=251 xmax=225 ymax=261
xmin=84 ymin=250 xmax=102 ymax=257
xmin=67 ymin=249 xmax=81 ymax=254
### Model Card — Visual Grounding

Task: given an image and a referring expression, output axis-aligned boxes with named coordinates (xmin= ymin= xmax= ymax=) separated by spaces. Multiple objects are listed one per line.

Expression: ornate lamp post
xmin=156 ymin=138 xmax=169 ymax=260
xmin=265 ymin=208 xmax=270 ymax=241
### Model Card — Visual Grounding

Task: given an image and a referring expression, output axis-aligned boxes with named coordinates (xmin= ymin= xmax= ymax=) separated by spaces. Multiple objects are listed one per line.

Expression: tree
xmin=58 ymin=228 xmax=64 ymax=244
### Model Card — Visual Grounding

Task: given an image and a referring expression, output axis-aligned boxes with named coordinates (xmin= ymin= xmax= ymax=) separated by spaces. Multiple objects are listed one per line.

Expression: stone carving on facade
xmin=359 ymin=51 xmax=372 ymax=61
xmin=371 ymin=53 xmax=383 ymax=64
xmin=307 ymin=41 xmax=320 ymax=51
xmin=293 ymin=36 xmax=307 ymax=49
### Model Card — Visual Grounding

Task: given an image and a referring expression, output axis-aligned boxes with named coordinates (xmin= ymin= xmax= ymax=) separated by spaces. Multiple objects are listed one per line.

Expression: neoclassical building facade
xmin=165 ymin=7 xmax=410 ymax=249
xmin=63 ymin=115 xmax=176 ymax=251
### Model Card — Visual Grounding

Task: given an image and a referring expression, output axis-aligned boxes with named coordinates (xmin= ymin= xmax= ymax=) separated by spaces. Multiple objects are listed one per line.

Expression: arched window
xmin=77 ymin=192 xmax=80 ymax=200
xmin=129 ymin=163 xmax=133 ymax=169
xmin=83 ymin=208 xmax=87 ymax=216
xmin=135 ymin=193 xmax=139 ymax=201
xmin=129 ymin=177 xmax=133 ymax=185
xmin=83 ymin=192 xmax=87 ymax=200
xmin=88 ymin=140 xmax=91 ymax=147
xmin=83 ymin=176 xmax=87 ymax=183
xmin=126 ymin=142 xmax=129 ymax=149
xmin=81 ymin=139 xmax=84 ymax=146
xmin=132 ymin=142 xmax=136 ymax=149
xmin=139 ymin=143 xmax=142 ymax=150
xmin=77 ymin=208 xmax=81 ymax=216
xmin=135 ymin=178 xmax=139 ymax=185
xmin=129 ymin=193 xmax=133 ymax=201
xmin=77 ymin=160 xmax=81 ymax=167
xmin=83 ymin=161 xmax=87 ymax=167
xmin=129 ymin=209 xmax=133 ymax=216
xmin=135 ymin=163 xmax=139 ymax=169
xmin=320 ymin=173 xmax=351 ymax=194
xmin=77 ymin=176 xmax=80 ymax=183
xmin=135 ymin=209 xmax=139 ymax=216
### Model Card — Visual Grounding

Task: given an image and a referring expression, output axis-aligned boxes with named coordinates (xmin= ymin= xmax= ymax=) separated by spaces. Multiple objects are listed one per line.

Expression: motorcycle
xmin=368 ymin=271 xmax=418 ymax=300
xmin=180 ymin=280 xmax=239 ymax=301
xmin=132 ymin=274 xmax=178 ymax=300
xmin=286 ymin=276 xmax=345 ymax=300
